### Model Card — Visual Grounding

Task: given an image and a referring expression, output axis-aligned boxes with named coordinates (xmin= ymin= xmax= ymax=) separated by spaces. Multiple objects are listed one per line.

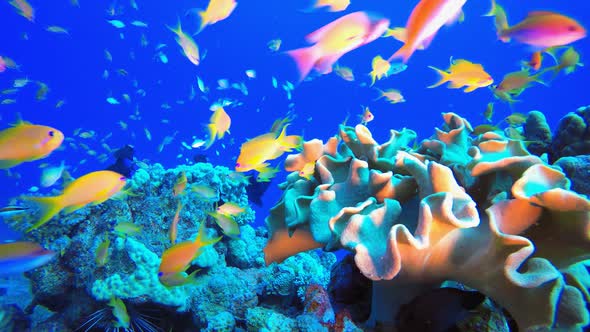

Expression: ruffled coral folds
xmin=265 ymin=112 xmax=590 ymax=331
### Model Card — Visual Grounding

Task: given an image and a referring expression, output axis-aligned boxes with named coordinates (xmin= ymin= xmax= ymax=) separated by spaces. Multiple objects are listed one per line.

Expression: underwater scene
xmin=1 ymin=0 xmax=589 ymax=331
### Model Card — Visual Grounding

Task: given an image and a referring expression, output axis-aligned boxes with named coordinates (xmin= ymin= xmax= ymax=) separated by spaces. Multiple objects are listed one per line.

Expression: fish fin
xmin=315 ymin=53 xmax=343 ymax=74
xmin=286 ymin=46 xmax=319 ymax=82
xmin=204 ymin=124 xmax=217 ymax=149
xmin=420 ymin=33 xmax=437 ymax=50
xmin=447 ymin=81 xmax=464 ymax=89
xmin=483 ymin=0 xmax=496 ymax=16
xmin=165 ymin=17 xmax=182 ymax=36
xmin=304 ymin=12 xmax=366 ymax=43
xmin=196 ymin=10 xmax=208 ymax=33
xmin=369 ymin=70 xmax=377 ymax=86
xmin=22 ymin=195 xmax=64 ymax=232
xmin=388 ymin=43 xmax=415 ymax=64
xmin=446 ymin=9 xmax=465 ymax=26
xmin=63 ymin=203 xmax=87 ymax=214
xmin=427 ymin=66 xmax=451 ymax=88
xmin=194 ymin=221 xmax=222 ymax=247
xmin=543 ymin=47 xmax=560 ymax=64
xmin=463 ymin=85 xmax=478 ymax=93
xmin=0 ymin=159 xmax=23 ymax=170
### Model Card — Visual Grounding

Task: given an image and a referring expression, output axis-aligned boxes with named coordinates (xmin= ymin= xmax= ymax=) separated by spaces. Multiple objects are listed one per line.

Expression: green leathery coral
xmin=264 ymin=112 xmax=590 ymax=331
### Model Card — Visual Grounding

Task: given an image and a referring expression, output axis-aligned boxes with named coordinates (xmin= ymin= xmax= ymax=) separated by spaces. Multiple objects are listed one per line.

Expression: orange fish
xmin=388 ymin=0 xmax=467 ymax=63
xmin=158 ymin=221 xmax=221 ymax=285
xmin=427 ymin=59 xmax=493 ymax=93
xmin=522 ymin=51 xmax=543 ymax=71
xmin=495 ymin=69 xmax=544 ymax=93
xmin=0 ymin=241 xmax=55 ymax=274
xmin=192 ymin=0 xmax=237 ymax=33
xmin=0 ymin=121 xmax=64 ymax=169
xmin=170 ymin=201 xmax=183 ymax=244
xmin=306 ymin=0 xmax=350 ymax=12
xmin=491 ymin=5 xmax=586 ymax=49
xmin=173 ymin=171 xmax=187 ymax=196
xmin=205 ymin=106 xmax=231 ymax=149
xmin=286 ymin=11 xmax=390 ymax=81
xmin=235 ymin=125 xmax=300 ymax=173
xmin=24 ymin=170 xmax=127 ymax=232
xmin=9 ymin=0 xmax=34 ymax=22
xmin=369 ymin=55 xmax=391 ymax=86
xmin=383 ymin=27 xmax=427 ymax=50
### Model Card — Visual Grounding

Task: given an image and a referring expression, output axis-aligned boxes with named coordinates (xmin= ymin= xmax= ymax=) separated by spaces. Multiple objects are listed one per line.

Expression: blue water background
xmin=0 ymin=0 xmax=588 ymax=242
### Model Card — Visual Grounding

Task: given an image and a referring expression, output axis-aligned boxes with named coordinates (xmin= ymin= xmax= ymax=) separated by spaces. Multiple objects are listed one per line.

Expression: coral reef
xmin=265 ymin=112 xmax=590 ymax=331
xmin=4 ymin=108 xmax=590 ymax=332
xmin=549 ymin=105 xmax=590 ymax=162
xmin=5 ymin=162 xmax=336 ymax=331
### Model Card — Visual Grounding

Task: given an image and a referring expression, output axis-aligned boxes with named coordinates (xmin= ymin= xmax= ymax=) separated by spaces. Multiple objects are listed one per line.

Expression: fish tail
xmin=388 ymin=43 xmax=414 ymax=64
xmin=204 ymin=124 xmax=217 ymax=149
xmin=531 ymin=72 xmax=549 ymax=87
xmin=426 ymin=66 xmax=451 ymax=88
xmin=197 ymin=10 xmax=208 ymax=33
xmin=275 ymin=124 xmax=300 ymax=151
xmin=538 ymin=65 xmax=561 ymax=81
xmin=484 ymin=0 xmax=510 ymax=42
xmin=166 ymin=17 xmax=182 ymax=36
xmin=194 ymin=221 xmax=222 ymax=247
xmin=369 ymin=70 xmax=377 ymax=87
xmin=286 ymin=46 xmax=319 ymax=82
xmin=22 ymin=195 xmax=64 ymax=232
xmin=483 ymin=0 xmax=497 ymax=17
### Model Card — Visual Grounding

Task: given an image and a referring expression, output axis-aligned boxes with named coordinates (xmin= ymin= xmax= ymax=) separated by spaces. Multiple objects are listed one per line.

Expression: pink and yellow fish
xmin=192 ymin=0 xmax=237 ymax=32
xmin=9 ymin=0 xmax=34 ymax=22
xmin=389 ymin=0 xmax=467 ymax=63
xmin=167 ymin=20 xmax=200 ymax=66
xmin=487 ymin=1 xmax=586 ymax=49
xmin=0 ymin=241 xmax=55 ymax=274
xmin=286 ymin=11 xmax=390 ymax=81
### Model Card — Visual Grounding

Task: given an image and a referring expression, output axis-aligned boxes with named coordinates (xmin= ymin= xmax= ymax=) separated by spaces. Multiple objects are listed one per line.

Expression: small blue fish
xmin=107 ymin=20 xmax=125 ymax=28
xmin=130 ymin=20 xmax=148 ymax=28
xmin=0 ymin=206 xmax=29 ymax=218
xmin=0 ymin=241 xmax=55 ymax=275
xmin=106 ymin=97 xmax=120 ymax=105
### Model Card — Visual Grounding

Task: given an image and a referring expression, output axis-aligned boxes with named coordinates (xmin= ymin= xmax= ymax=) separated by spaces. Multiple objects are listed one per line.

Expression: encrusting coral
xmin=6 ymin=162 xmax=338 ymax=331
xmin=265 ymin=112 xmax=590 ymax=331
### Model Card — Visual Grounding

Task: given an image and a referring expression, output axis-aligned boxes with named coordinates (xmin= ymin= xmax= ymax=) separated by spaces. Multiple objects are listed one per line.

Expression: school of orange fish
xmin=0 ymin=0 xmax=587 ymax=311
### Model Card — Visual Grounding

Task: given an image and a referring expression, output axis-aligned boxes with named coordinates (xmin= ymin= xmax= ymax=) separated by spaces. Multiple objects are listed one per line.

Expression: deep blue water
xmin=1 ymin=0 xmax=588 ymax=242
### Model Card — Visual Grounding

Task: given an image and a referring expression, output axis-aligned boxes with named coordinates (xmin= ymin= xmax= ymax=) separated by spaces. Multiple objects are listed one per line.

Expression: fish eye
xmin=48 ymin=130 xmax=54 ymax=137
xmin=236 ymin=163 xmax=241 ymax=168
xmin=568 ymin=25 xmax=578 ymax=32
xmin=158 ymin=272 xmax=163 ymax=277
xmin=119 ymin=176 xmax=126 ymax=181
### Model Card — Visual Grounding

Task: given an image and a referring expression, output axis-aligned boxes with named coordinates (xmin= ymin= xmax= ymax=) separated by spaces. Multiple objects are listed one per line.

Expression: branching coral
xmin=265 ymin=112 xmax=590 ymax=331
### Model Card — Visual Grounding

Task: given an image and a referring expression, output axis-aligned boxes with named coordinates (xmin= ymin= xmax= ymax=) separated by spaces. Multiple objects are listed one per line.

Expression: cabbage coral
xmin=264 ymin=112 xmax=590 ymax=331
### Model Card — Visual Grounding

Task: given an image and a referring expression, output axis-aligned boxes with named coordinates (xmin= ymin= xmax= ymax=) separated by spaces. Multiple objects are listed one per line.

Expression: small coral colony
xmin=1 ymin=0 xmax=588 ymax=331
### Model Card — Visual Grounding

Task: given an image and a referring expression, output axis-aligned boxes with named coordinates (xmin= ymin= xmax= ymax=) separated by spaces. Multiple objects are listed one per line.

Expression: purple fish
xmin=0 ymin=241 xmax=55 ymax=275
